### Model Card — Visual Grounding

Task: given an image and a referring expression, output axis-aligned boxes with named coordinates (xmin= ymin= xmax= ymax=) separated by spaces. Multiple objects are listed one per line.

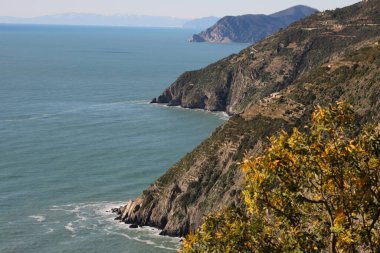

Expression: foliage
xmin=181 ymin=102 xmax=380 ymax=253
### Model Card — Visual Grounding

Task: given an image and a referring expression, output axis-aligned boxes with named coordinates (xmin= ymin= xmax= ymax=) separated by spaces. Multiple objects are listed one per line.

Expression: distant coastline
xmin=0 ymin=13 xmax=203 ymax=28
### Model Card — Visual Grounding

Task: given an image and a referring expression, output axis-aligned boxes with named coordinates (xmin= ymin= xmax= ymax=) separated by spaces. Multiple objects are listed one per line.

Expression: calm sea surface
xmin=0 ymin=24 xmax=247 ymax=253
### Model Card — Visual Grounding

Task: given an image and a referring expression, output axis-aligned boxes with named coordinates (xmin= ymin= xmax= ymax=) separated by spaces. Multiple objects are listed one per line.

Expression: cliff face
xmin=188 ymin=5 xmax=317 ymax=43
xmin=119 ymin=116 xmax=292 ymax=236
xmin=119 ymin=0 xmax=380 ymax=237
xmin=154 ymin=1 xmax=380 ymax=115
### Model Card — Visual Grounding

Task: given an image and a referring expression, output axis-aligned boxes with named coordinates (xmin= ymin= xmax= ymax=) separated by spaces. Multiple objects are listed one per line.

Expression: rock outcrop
xmin=121 ymin=0 xmax=380 ymax=236
xmin=188 ymin=5 xmax=318 ymax=43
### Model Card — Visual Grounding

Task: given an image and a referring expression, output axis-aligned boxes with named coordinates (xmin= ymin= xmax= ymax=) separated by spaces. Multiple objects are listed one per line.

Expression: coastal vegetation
xmin=182 ymin=102 xmax=380 ymax=252
xmin=119 ymin=0 xmax=380 ymax=239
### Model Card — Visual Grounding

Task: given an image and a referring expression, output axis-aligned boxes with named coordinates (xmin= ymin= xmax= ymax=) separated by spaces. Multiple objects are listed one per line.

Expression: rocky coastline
xmin=188 ymin=5 xmax=317 ymax=43
xmin=114 ymin=0 xmax=380 ymax=237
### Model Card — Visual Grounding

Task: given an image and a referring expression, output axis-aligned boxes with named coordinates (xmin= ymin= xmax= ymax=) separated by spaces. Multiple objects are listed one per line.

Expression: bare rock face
xmin=189 ymin=5 xmax=318 ymax=43
xmin=188 ymin=34 xmax=205 ymax=43
xmin=121 ymin=0 xmax=380 ymax=237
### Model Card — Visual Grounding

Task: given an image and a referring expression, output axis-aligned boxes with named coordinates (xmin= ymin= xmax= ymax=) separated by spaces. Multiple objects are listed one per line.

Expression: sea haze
xmin=0 ymin=24 xmax=247 ymax=253
xmin=0 ymin=14 xmax=189 ymax=28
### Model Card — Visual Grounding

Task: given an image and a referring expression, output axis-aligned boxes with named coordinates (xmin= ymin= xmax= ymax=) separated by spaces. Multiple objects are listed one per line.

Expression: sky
xmin=0 ymin=0 xmax=360 ymax=19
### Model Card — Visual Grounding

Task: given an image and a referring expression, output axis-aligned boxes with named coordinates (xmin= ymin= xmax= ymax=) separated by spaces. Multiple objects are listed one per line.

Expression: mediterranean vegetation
xmin=182 ymin=102 xmax=380 ymax=253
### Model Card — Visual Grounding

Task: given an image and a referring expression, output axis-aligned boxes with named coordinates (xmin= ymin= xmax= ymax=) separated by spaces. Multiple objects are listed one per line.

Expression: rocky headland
xmin=117 ymin=0 xmax=380 ymax=237
xmin=188 ymin=5 xmax=318 ymax=43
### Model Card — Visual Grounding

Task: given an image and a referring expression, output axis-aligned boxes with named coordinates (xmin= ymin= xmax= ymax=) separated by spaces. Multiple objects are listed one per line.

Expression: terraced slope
xmin=118 ymin=0 xmax=380 ymax=236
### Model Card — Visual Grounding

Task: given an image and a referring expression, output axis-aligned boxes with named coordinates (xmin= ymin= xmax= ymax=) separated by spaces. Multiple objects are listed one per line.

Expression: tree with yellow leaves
xmin=181 ymin=102 xmax=380 ymax=253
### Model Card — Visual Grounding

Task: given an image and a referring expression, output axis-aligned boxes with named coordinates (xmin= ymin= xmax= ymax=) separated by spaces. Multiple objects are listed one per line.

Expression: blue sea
xmin=0 ymin=24 xmax=247 ymax=253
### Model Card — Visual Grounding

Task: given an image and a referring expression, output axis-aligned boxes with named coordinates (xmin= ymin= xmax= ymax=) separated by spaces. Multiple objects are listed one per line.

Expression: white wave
xmin=75 ymin=212 xmax=87 ymax=221
xmin=92 ymin=201 xmax=127 ymax=214
xmin=105 ymin=229 xmax=132 ymax=240
xmin=49 ymin=201 xmax=180 ymax=250
xmin=29 ymin=215 xmax=46 ymax=223
xmin=104 ymin=206 xmax=182 ymax=244
xmin=133 ymin=236 xmax=156 ymax=245
xmin=65 ymin=222 xmax=75 ymax=233
xmin=106 ymin=230 xmax=165 ymax=247
xmin=48 ymin=208 xmax=67 ymax=211
xmin=49 ymin=201 xmax=125 ymax=216
xmin=213 ymin=111 xmax=231 ymax=121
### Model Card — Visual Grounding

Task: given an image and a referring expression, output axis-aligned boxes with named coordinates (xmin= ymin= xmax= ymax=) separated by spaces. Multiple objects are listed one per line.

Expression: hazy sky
xmin=0 ymin=0 xmax=360 ymax=18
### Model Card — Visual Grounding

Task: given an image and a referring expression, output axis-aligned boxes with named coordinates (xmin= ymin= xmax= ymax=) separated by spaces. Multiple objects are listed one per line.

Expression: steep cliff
xmin=154 ymin=1 xmax=379 ymax=115
xmin=119 ymin=0 xmax=380 ymax=237
xmin=188 ymin=5 xmax=317 ymax=43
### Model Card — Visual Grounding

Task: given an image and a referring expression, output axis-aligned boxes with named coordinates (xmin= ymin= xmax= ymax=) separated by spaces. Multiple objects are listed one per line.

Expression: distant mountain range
xmin=182 ymin=16 xmax=220 ymax=30
xmin=0 ymin=7 xmax=316 ymax=32
xmin=189 ymin=5 xmax=318 ymax=43
xmin=0 ymin=13 xmax=190 ymax=28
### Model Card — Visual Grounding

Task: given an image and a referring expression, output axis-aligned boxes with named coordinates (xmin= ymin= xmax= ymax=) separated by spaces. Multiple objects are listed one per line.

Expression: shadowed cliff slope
xmin=119 ymin=0 xmax=380 ymax=236
xmin=188 ymin=5 xmax=317 ymax=43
